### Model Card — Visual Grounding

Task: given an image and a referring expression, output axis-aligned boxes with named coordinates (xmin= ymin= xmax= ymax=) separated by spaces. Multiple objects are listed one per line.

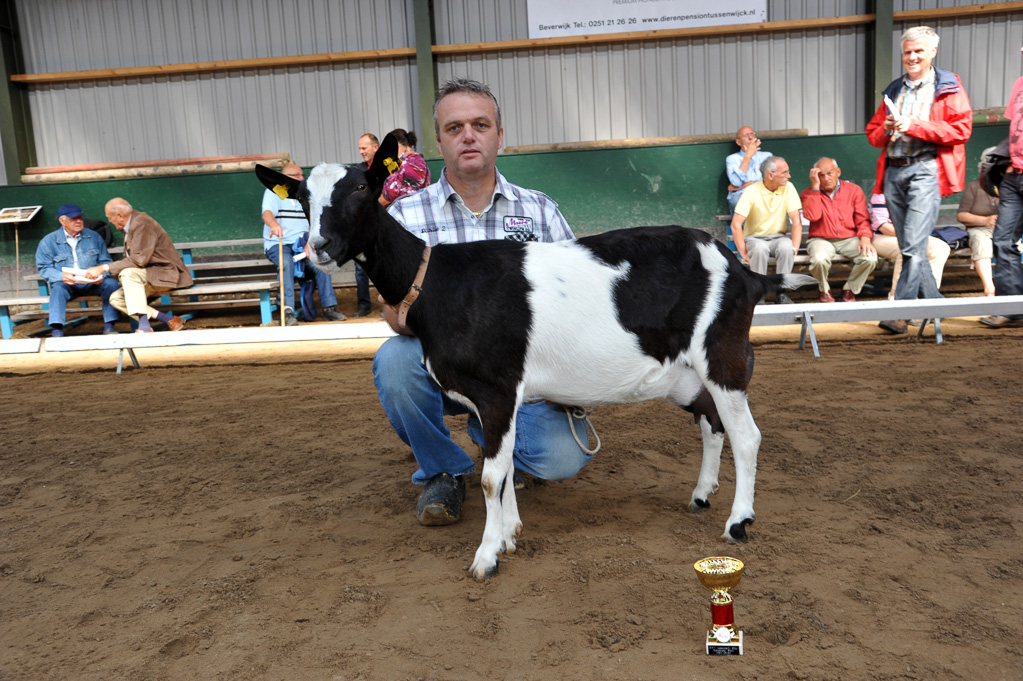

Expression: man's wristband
xmin=103 ymin=264 xmax=110 ymax=272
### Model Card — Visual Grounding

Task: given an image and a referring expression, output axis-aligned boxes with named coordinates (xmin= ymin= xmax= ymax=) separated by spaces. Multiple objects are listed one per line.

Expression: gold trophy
xmin=694 ymin=556 xmax=745 ymax=655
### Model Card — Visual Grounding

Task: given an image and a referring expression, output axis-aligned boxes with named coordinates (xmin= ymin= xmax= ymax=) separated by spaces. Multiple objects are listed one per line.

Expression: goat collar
xmin=397 ymin=246 xmax=431 ymax=329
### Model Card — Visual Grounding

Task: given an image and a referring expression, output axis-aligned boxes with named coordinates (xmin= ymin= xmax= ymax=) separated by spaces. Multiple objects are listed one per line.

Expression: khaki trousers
xmin=807 ymin=236 xmax=879 ymax=294
xmin=108 ymin=267 xmax=169 ymax=319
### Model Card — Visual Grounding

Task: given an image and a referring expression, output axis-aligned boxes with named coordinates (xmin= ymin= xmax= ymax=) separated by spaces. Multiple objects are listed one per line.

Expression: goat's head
xmin=254 ymin=133 xmax=401 ymax=272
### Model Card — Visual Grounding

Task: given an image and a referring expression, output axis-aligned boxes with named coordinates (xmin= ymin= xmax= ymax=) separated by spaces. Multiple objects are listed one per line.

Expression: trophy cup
xmin=694 ymin=556 xmax=745 ymax=655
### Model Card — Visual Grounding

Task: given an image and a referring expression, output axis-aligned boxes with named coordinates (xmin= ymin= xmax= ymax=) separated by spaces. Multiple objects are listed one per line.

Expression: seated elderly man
xmin=83 ymin=198 xmax=191 ymax=333
xmin=35 ymin=203 xmax=121 ymax=336
xmin=730 ymin=156 xmax=802 ymax=303
xmin=800 ymin=158 xmax=878 ymax=302
xmin=725 ymin=126 xmax=773 ymax=214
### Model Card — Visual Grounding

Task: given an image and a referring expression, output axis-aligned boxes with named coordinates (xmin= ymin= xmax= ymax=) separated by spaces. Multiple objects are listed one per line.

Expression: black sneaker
xmin=353 ymin=305 xmax=372 ymax=318
xmin=776 ymin=293 xmax=794 ymax=305
xmin=321 ymin=306 xmax=347 ymax=321
xmin=284 ymin=309 xmax=299 ymax=326
xmin=416 ymin=473 xmax=466 ymax=526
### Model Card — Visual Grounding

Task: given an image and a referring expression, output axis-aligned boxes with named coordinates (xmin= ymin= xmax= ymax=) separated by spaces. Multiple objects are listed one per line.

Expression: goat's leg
xmin=469 ymin=405 xmax=519 ymax=580
xmin=689 ymin=414 xmax=724 ymax=512
xmin=705 ymin=386 xmax=761 ymax=542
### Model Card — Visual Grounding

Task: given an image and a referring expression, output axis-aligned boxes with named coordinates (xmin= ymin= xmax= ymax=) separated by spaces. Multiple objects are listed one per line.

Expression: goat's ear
xmin=255 ymin=164 xmax=301 ymax=199
xmin=365 ymin=133 xmax=400 ymax=196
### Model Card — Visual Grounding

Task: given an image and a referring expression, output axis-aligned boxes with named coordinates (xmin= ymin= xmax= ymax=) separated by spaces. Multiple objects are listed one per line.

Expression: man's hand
xmin=808 ymin=167 xmax=821 ymax=190
xmin=858 ymin=236 xmax=876 ymax=258
xmin=883 ymin=114 xmax=896 ymax=134
xmin=84 ymin=265 xmax=107 ymax=280
xmin=741 ymin=136 xmax=761 ymax=157
xmin=878 ymin=221 xmax=896 ymax=237
xmin=61 ymin=272 xmax=77 ymax=285
xmin=269 ymin=223 xmax=283 ymax=238
xmin=986 ymin=214 xmax=998 ymax=228
xmin=893 ymin=116 xmax=912 ymax=134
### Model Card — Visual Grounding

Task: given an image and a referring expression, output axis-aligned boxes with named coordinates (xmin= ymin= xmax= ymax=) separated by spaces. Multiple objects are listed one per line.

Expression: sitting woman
xmin=956 ymin=147 xmax=1000 ymax=296
xmin=378 ymin=128 xmax=431 ymax=208
xmin=870 ymin=192 xmax=950 ymax=299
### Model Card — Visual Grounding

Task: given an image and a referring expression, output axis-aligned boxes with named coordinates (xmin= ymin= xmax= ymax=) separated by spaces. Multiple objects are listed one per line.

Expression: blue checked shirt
xmin=386 ymin=167 xmax=575 ymax=245
xmin=887 ymin=69 xmax=938 ymax=161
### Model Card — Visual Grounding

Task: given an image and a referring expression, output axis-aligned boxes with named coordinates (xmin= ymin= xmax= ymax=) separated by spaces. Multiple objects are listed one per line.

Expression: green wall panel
xmin=0 ymin=124 xmax=1009 ymax=270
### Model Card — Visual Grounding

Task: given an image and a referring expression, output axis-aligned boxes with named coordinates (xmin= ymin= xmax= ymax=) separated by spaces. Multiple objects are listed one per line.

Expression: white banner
xmin=527 ymin=0 xmax=766 ymax=39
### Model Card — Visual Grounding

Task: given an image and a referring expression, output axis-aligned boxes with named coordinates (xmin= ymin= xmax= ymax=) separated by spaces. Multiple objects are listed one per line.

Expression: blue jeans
xmin=355 ymin=263 xmax=371 ymax=309
xmin=48 ymin=277 xmax=121 ymax=325
xmin=266 ymin=245 xmax=337 ymax=310
xmin=992 ymin=172 xmax=1023 ymax=310
xmin=373 ymin=335 xmax=593 ymax=484
xmin=883 ymin=158 xmax=943 ymax=300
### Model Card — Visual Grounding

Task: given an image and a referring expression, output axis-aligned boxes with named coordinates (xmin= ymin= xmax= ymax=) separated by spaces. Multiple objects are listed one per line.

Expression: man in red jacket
xmin=866 ymin=25 xmax=972 ymax=334
xmin=800 ymin=158 xmax=877 ymax=303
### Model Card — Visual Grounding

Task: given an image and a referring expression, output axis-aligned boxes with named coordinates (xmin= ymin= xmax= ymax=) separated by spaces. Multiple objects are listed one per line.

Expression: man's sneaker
xmin=980 ymin=315 xmax=1023 ymax=328
xmin=416 ymin=473 xmax=466 ymax=526
xmin=321 ymin=306 xmax=347 ymax=322
xmin=284 ymin=309 xmax=299 ymax=326
xmin=353 ymin=305 xmax=372 ymax=318
xmin=776 ymin=293 xmax=794 ymax=305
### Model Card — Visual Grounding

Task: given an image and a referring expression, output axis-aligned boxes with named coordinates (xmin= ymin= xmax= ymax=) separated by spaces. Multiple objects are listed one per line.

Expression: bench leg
xmin=917 ymin=318 xmax=943 ymax=344
xmin=798 ymin=313 xmax=821 ymax=358
xmin=116 ymin=348 xmax=141 ymax=375
xmin=1 ymin=306 xmax=12 ymax=339
xmin=259 ymin=290 xmax=274 ymax=326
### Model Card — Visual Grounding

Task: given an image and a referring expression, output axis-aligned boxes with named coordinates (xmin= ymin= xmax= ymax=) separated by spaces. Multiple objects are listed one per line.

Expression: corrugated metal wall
xmin=16 ymin=0 xmax=418 ymax=167
xmin=9 ymin=0 xmax=1023 ymax=169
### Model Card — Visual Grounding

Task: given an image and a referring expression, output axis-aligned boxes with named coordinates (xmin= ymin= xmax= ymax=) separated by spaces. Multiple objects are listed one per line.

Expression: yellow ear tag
xmin=383 ymin=156 xmax=399 ymax=174
xmin=272 ymin=184 xmax=290 ymax=200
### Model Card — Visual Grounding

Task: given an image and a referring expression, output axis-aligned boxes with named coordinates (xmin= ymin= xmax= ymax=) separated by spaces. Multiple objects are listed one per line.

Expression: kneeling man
xmin=800 ymin=158 xmax=878 ymax=302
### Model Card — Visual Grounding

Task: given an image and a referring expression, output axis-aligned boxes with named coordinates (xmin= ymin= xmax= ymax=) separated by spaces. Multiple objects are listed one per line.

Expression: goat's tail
xmin=758 ymin=272 xmax=818 ymax=294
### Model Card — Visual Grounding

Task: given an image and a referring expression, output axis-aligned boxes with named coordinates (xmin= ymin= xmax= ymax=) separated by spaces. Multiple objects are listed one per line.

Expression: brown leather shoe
xmin=842 ymin=290 xmax=856 ymax=302
xmin=167 ymin=316 xmax=185 ymax=331
xmin=819 ymin=290 xmax=835 ymax=303
xmin=878 ymin=319 xmax=908 ymax=334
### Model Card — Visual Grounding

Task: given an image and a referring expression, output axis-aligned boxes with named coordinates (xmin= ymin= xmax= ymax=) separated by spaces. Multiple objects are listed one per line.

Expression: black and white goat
xmin=256 ymin=135 xmax=814 ymax=580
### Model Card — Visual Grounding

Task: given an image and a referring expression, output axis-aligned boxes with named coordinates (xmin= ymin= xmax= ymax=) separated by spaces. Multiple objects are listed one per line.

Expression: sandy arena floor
xmin=1 ymin=304 xmax=1022 ymax=680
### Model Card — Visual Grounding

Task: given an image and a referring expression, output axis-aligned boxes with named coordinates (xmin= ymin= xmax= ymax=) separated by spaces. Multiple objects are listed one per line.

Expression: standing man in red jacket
xmin=866 ymin=25 xmax=972 ymax=334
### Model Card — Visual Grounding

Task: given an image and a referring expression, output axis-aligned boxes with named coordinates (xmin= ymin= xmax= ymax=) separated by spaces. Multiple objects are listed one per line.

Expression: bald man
xmin=84 ymin=198 xmax=191 ymax=333
xmin=261 ymin=163 xmax=346 ymax=324
xmin=725 ymin=126 xmax=773 ymax=213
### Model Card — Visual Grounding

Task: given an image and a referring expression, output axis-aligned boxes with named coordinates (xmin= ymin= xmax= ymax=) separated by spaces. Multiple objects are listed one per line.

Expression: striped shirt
xmin=887 ymin=68 xmax=937 ymax=161
xmin=261 ymin=189 xmax=309 ymax=251
xmin=386 ymin=167 xmax=575 ymax=246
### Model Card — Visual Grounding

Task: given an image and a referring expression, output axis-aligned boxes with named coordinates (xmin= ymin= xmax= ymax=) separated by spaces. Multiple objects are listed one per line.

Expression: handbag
xmin=931 ymin=225 xmax=970 ymax=251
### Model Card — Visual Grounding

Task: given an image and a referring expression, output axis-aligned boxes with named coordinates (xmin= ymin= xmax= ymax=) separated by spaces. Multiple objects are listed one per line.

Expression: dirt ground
xmin=2 ymin=308 xmax=1022 ymax=681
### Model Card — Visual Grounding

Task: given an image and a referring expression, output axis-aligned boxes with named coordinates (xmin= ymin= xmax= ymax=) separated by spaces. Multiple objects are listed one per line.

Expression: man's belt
xmin=886 ymin=152 xmax=936 ymax=168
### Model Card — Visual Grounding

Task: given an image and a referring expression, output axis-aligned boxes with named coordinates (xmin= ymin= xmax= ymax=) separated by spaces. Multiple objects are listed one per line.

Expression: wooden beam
xmin=895 ymin=1 xmax=1023 ymax=22
xmin=10 ymin=47 xmax=416 ymax=84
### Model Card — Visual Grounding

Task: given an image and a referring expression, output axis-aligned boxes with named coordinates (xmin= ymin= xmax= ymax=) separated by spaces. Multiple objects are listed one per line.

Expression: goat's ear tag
xmin=383 ymin=156 xmax=399 ymax=174
xmin=272 ymin=183 xmax=291 ymax=200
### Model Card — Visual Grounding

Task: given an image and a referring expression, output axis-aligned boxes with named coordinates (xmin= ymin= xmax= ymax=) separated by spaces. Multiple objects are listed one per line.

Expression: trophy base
xmin=706 ymin=630 xmax=743 ymax=655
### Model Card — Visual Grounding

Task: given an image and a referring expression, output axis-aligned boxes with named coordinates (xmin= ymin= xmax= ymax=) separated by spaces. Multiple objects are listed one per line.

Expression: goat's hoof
xmin=689 ymin=497 xmax=711 ymax=513
xmin=725 ymin=517 xmax=755 ymax=543
xmin=470 ymin=558 xmax=500 ymax=581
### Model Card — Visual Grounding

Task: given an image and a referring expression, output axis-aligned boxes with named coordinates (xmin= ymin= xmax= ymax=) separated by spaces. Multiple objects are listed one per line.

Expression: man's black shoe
xmin=353 ymin=305 xmax=372 ymax=318
xmin=321 ymin=306 xmax=347 ymax=321
xmin=416 ymin=473 xmax=466 ymax=526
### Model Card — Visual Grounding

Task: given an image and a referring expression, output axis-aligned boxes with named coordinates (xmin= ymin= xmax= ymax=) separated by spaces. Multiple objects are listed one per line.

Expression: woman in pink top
xmin=379 ymin=129 xmax=431 ymax=207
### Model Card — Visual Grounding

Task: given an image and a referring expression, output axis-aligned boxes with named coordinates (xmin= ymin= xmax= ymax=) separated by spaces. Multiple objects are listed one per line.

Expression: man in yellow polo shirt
xmin=729 ymin=156 xmax=802 ymax=303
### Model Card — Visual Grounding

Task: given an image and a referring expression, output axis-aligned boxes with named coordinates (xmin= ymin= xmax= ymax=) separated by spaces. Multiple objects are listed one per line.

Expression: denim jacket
xmin=35 ymin=227 xmax=113 ymax=285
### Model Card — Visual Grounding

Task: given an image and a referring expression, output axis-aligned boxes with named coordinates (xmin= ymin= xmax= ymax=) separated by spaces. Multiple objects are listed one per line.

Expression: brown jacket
xmin=107 ymin=211 xmax=193 ymax=289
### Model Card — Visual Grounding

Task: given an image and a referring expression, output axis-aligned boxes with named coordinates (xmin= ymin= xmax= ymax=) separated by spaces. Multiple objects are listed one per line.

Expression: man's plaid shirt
xmin=386 ymin=167 xmax=575 ymax=246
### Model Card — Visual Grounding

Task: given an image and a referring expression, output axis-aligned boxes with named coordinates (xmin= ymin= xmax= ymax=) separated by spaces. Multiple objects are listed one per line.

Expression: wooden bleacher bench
xmin=0 ymin=280 xmax=278 ymax=339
